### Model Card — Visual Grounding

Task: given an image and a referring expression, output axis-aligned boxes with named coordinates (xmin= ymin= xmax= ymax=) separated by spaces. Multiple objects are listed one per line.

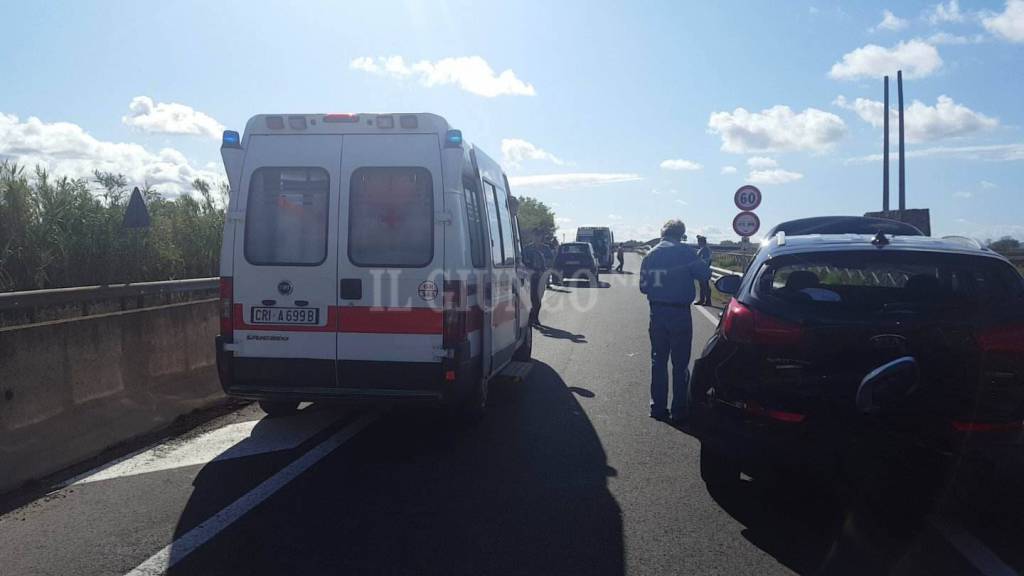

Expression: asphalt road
xmin=1 ymin=254 xmax=1020 ymax=576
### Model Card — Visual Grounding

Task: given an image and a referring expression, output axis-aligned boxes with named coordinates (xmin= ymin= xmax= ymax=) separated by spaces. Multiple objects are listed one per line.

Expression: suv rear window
xmin=245 ymin=167 xmax=330 ymax=266
xmin=560 ymin=244 xmax=591 ymax=255
xmin=349 ymin=167 xmax=433 ymax=267
xmin=756 ymin=252 xmax=1024 ymax=314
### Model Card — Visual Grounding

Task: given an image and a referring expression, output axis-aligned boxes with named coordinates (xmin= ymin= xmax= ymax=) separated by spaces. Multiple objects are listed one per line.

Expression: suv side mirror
xmin=856 ymin=356 xmax=919 ymax=414
xmin=715 ymin=274 xmax=742 ymax=295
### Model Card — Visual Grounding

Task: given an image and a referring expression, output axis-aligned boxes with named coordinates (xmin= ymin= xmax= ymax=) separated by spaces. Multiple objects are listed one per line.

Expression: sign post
xmin=734 ymin=184 xmax=762 ymax=211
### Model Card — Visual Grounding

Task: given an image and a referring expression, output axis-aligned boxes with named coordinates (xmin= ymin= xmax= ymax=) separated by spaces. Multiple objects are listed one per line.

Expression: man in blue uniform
xmin=639 ymin=220 xmax=712 ymax=422
xmin=695 ymin=235 xmax=713 ymax=306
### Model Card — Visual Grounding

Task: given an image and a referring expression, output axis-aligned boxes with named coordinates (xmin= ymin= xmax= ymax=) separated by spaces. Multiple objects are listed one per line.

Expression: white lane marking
xmin=930 ymin=516 xmax=1018 ymax=576
xmin=694 ymin=304 xmax=720 ymax=326
xmin=68 ymin=408 xmax=344 ymax=486
xmin=125 ymin=411 xmax=378 ymax=576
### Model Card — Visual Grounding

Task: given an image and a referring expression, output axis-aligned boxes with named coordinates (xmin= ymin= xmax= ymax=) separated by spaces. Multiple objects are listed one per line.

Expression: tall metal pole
xmin=897 ymin=70 xmax=906 ymax=212
xmin=883 ymin=76 xmax=890 ymax=212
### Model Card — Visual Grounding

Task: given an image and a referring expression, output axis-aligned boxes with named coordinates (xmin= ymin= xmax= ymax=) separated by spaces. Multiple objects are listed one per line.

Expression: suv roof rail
xmin=765 ymin=216 xmax=924 ymax=238
xmin=941 ymin=235 xmax=984 ymax=250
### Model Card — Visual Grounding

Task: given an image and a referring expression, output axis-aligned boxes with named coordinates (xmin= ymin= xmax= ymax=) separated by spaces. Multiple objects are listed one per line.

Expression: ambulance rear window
xmin=244 ymin=167 xmax=330 ymax=266
xmin=349 ymin=167 xmax=434 ymax=268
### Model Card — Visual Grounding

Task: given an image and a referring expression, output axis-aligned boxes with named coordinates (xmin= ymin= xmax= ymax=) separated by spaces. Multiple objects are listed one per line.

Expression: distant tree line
xmin=0 ymin=161 xmax=226 ymax=292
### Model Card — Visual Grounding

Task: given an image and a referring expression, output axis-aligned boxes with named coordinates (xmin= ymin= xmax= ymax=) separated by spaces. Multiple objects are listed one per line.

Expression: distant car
xmin=691 ymin=224 xmax=1024 ymax=510
xmin=554 ymin=242 xmax=599 ymax=286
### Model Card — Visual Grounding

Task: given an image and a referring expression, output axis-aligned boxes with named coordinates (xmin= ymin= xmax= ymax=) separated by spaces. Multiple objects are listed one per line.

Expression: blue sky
xmin=1 ymin=0 xmax=1022 ymax=243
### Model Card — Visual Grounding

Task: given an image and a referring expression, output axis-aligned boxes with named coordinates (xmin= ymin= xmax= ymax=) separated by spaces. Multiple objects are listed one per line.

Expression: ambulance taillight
xmin=442 ymin=280 xmax=467 ymax=349
xmin=219 ymin=277 xmax=233 ymax=340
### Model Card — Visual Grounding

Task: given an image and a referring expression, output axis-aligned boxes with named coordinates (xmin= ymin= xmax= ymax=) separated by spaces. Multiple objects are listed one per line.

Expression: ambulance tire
xmin=258 ymin=400 xmax=300 ymax=417
xmin=457 ymin=375 xmax=489 ymax=423
xmin=513 ymin=326 xmax=533 ymax=361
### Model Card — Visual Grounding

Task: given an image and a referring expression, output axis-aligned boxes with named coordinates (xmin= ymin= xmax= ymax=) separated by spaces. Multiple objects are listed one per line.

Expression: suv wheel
xmin=258 ymin=400 xmax=300 ymax=417
xmin=700 ymin=444 xmax=741 ymax=490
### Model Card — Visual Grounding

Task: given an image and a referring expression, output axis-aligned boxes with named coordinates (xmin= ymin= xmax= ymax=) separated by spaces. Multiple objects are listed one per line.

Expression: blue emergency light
xmin=445 ymin=129 xmax=463 ymax=148
xmin=222 ymin=130 xmax=241 ymax=148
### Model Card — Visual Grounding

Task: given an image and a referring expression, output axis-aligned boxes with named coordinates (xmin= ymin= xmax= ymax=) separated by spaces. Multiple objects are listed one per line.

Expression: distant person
xmin=639 ymin=220 xmax=712 ymax=422
xmin=695 ymin=236 xmax=712 ymax=306
xmin=616 ymin=245 xmax=625 ymax=272
xmin=523 ymin=242 xmax=546 ymax=326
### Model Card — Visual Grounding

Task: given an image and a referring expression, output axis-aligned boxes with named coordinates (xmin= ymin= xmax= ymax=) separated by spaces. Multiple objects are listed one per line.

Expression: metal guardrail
xmin=0 ymin=277 xmax=219 ymax=326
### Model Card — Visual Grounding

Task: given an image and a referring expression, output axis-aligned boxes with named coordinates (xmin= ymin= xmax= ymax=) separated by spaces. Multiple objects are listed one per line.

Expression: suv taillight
xmin=721 ymin=298 xmax=803 ymax=346
xmin=978 ymin=324 xmax=1024 ymax=354
xmin=219 ymin=277 xmax=233 ymax=339
xmin=442 ymin=280 xmax=467 ymax=349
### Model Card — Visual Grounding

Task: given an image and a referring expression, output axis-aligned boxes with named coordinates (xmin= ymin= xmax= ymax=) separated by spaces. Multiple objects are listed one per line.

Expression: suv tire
xmin=700 ymin=444 xmax=741 ymax=490
xmin=258 ymin=400 xmax=300 ymax=417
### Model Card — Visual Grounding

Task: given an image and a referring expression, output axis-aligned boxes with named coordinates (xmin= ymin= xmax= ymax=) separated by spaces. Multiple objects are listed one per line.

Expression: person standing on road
xmin=523 ymin=242 xmax=546 ymax=326
xmin=695 ymin=236 xmax=712 ymax=306
xmin=616 ymin=245 xmax=625 ymax=273
xmin=639 ymin=220 xmax=712 ymax=422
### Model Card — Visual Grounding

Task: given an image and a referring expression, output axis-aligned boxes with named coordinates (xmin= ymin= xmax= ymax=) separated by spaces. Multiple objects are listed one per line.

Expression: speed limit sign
xmin=734 ymin=185 xmax=762 ymax=211
xmin=733 ymin=211 xmax=761 ymax=237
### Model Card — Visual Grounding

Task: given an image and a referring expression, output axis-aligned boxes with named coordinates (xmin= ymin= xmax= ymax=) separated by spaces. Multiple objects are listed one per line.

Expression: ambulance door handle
xmin=340 ymin=278 xmax=362 ymax=300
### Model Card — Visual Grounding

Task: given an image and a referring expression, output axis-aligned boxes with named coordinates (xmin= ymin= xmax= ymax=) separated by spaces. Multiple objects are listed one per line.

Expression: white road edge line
xmin=124 ymin=411 xmax=379 ymax=576
xmin=694 ymin=304 xmax=720 ymax=326
xmin=929 ymin=516 xmax=1018 ymax=576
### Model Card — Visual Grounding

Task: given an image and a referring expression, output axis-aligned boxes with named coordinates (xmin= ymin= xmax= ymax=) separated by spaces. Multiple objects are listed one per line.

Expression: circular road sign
xmin=733 ymin=211 xmax=761 ymax=237
xmin=734 ymin=185 xmax=762 ymax=211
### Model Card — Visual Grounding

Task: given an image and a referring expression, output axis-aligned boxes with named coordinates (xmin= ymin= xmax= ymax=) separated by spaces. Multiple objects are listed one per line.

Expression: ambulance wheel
xmin=258 ymin=400 xmax=300 ymax=417
xmin=513 ymin=326 xmax=533 ymax=361
xmin=458 ymin=376 xmax=489 ymax=422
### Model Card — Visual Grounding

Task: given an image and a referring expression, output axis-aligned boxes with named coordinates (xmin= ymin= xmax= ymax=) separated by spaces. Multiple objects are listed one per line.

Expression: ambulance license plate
xmin=250 ymin=307 xmax=319 ymax=325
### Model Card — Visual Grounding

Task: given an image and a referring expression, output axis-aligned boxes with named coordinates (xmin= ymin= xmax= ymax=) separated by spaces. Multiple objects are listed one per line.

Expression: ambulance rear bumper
xmin=215 ymin=336 xmax=478 ymax=405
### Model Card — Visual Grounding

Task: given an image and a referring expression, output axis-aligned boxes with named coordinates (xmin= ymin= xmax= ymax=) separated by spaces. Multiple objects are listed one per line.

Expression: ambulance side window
xmin=463 ymin=179 xmax=485 ymax=268
xmin=348 ymin=167 xmax=434 ymax=268
xmin=244 ymin=167 xmax=330 ymax=266
xmin=492 ymin=182 xmax=516 ymax=267
xmin=483 ymin=181 xmax=504 ymax=267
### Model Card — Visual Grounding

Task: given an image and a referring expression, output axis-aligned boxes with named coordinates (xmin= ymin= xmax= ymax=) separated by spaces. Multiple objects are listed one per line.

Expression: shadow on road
xmin=167 ymin=362 xmax=624 ymax=576
xmin=536 ymin=324 xmax=587 ymax=343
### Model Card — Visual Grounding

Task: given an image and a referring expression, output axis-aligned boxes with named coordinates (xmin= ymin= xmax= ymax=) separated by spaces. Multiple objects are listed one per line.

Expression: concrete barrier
xmin=0 ymin=300 xmax=225 ymax=494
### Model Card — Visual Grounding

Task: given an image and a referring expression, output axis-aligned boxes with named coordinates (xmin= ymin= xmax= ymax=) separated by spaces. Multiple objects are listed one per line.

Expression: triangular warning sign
xmin=123 ymin=187 xmax=151 ymax=229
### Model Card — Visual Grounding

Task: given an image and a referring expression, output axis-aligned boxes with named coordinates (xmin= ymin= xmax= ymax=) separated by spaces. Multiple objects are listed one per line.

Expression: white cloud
xmin=507 ymin=172 xmax=642 ymax=189
xmin=927 ymin=32 xmax=986 ymax=44
xmin=0 ymin=112 xmax=223 ymax=197
xmin=350 ymin=56 xmax=535 ymax=97
xmin=983 ymin=0 xmax=1024 ymax=42
xmin=608 ymin=214 xmax=624 ymax=220
xmin=834 ymin=94 xmax=998 ymax=142
xmin=748 ymin=168 xmax=804 ymax=185
xmin=555 ymin=216 xmax=573 ymax=224
xmin=928 ymin=0 xmax=964 ymax=24
xmin=828 ymin=40 xmax=943 ymax=80
xmin=501 ymin=138 xmax=564 ymax=168
xmin=980 ymin=180 xmax=998 ymax=189
xmin=846 ymin=143 xmax=1024 ymax=163
xmin=707 ymin=105 xmax=847 ymax=154
xmin=659 ymin=158 xmax=703 ymax=171
xmin=746 ymin=156 xmax=778 ymax=169
xmin=720 ymin=165 xmax=737 ymax=174
xmin=121 ymin=96 xmax=224 ymax=139
xmin=953 ymin=190 xmax=974 ymax=198
xmin=675 ymin=199 xmax=689 ymax=206
xmin=873 ymin=10 xmax=909 ymax=31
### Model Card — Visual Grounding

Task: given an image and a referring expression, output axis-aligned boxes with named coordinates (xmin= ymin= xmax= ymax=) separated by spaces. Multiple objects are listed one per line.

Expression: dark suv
xmin=554 ymin=242 xmax=599 ymax=286
xmin=691 ymin=222 xmax=1024 ymax=507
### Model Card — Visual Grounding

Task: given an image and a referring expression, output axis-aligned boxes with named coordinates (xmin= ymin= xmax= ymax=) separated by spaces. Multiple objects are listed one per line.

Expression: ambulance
xmin=214 ymin=113 xmax=532 ymax=418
